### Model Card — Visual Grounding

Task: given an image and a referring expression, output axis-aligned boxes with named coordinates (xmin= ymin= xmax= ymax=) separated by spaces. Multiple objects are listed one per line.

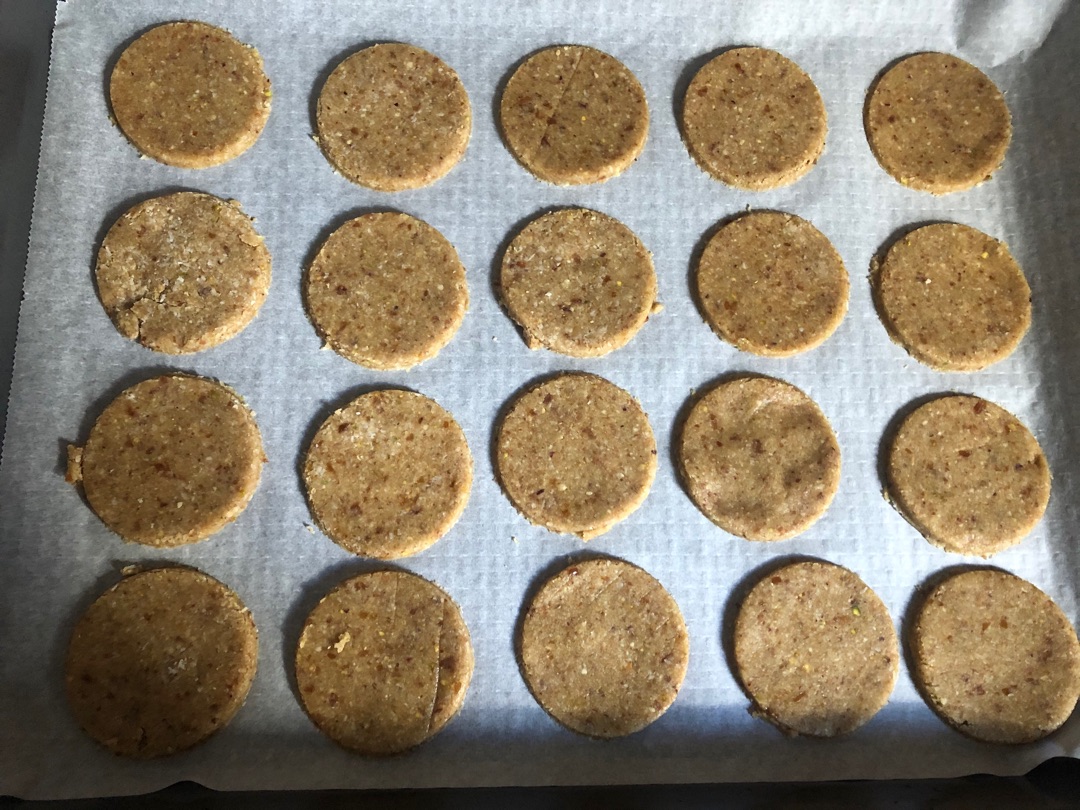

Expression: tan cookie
xmin=499 ymin=208 xmax=656 ymax=357
xmin=306 ymin=212 xmax=468 ymax=370
xmin=520 ymin=558 xmax=688 ymax=737
xmin=109 ymin=21 xmax=271 ymax=168
xmin=500 ymin=45 xmax=648 ymax=185
xmin=913 ymin=569 xmax=1080 ymax=744
xmin=886 ymin=396 xmax=1050 ymax=557
xmin=696 ymin=212 xmax=848 ymax=356
xmin=681 ymin=47 xmax=826 ymax=190
xmin=865 ymin=52 xmax=1011 ymax=194
xmin=496 ymin=373 xmax=656 ymax=539
xmin=874 ymin=223 xmax=1031 ymax=371
xmin=295 ymin=570 xmax=473 ymax=755
xmin=734 ymin=561 xmax=898 ymax=737
xmin=316 ymin=43 xmax=470 ymax=191
xmin=66 ymin=375 xmax=264 ymax=547
xmin=678 ymin=376 xmax=840 ymax=541
xmin=66 ymin=567 xmax=258 ymax=758
xmin=303 ymin=390 xmax=472 ymax=559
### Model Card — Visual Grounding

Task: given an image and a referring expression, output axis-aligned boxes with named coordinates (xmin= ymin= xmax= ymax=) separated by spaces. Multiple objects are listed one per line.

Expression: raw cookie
xmin=865 ymin=52 xmax=1011 ymax=194
xmin=734 ymin=561 xmax=898 ymax=737
xmin=681 ymin=47 xmax=826 ymax=190
xmin=306 ymin=212 xmax=468 ymax=370
xmin=66 ymin=374 xmax=264 ymax=547
xmin=678 ymin=376 xmax=840 ymax=541
xmin=302 ymin=390 xmax=472 ymax=559
xmin=886 ymin=395 xmax=1050 ymax=557
xmin=109 ymin=21 xmax=271 ymax=168
xmin=519 ymin=557 xmax=689 ymax=738
xmin=316 ymin=43 xmax=471 ymax=191
xmin=96 ymin=191 xmax=271 ymax=354
xmin=65 ymin=567 xmax=258 ymax=758
xmin=696 ymin=211 xmax=848 ymax=356
xmin=295 ymin=570 xmax=473 ymax=755
xmin=496 ymin=373 xmax=657 ymax=539
xmin=500 ymin=45 xmax=649 ymax=185
xmin=913 ymin=569 xmax=1080 ymax=744
xmin=500 ymin=208 xmax=656 ymax=357
xmin=874 ymin=223 xmax=1031 ymax=371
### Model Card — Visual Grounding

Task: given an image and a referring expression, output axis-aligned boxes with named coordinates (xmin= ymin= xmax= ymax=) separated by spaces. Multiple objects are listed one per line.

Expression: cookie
xmin=874 ymin=223 xmax=1031 ymax=371
xmin=696 ymin=211 xmax=848 ymax=356
xmin=886 ymin=396 xmax=1050 ymax=557
xmin=65 ymin=567 xmax=258 ymax=758
xmin=496 ymin=373 xmax=656 ymax=539
xmin=295 ymin=570 xmax=473 ymax=755
xmin=678 ymin=376 xmax=840 ymax=541
xmin=865 ymin=52 xmax=1011 ymax=194
xmin=95 ymin=191 xmax=271 ymax=354
xmin=499 ymin=208 xmax=656 ymax=357
xmin=913 ymin=569 xmax=1080 ymax=744
xmin=303 ymin=390 xmax=472 ymax=559
xmin=500 ymin=45 xmax=648 ymax=185
xmin=66 ymin=375 xmax=264 ymax=547
xmin=519 ymin=558 xmax=688 ymax=738
xmin=681 ymin=47 xmax=826 ymax=190
xmin=316 ymin=43 xmax=470 ymax=191
xmin=109 ymin=21 xmax=271 ymax=168
xmin=305 ymin=212 xmax=468 ymax=370
xmin=734 ymin=561 xmax=898 ymax=737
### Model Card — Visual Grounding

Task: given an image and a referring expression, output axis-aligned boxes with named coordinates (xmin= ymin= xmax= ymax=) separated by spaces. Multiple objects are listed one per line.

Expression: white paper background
xmin=2 ymin=0 xmax=1080 ymax=799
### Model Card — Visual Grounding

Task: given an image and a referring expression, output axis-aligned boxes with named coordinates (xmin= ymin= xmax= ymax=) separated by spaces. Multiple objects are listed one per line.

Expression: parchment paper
xmin=3 ymin=0 xmax=1080 ymax=799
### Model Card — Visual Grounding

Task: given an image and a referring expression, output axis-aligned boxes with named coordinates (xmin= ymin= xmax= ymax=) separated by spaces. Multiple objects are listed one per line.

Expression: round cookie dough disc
xmin=678 ymin=376 xmax=840 ymax=541
xmin=302 ymin=390 xmax=472 ymax=559
xmin=316 ymin=43 xmax=471 ymax=191
xmin=68 ymin=375 xmax=264 ymax=547
xmin=295 ymin=570 xmax=473 ymax=755
xmin=865 ymin=52 xmax=1011 ymax=194
xmin=520 ymin=558 xmax=689 ymax=738
xmin=913 ymin=569 xmax=1080 ymax=744
xmin=96 ymin=192 xmax=271 ymax=354
xmin=109 ymin=21 xmax=271 ymax=168
xmin=681 ymin=47 xmax=826 ymax=190
xmin=496 ymin=373 xmax=657 ymax=539
xmin=886 ymin=395 xmax=1050 ymax=557
xmin=734 ymin=561 xmax=899 ymax=737
xmin=500 ymin=208 xmax=656 ymax=357
xmin=875 ymin=223 xmax=1031 ymax=371
xmin=500 ymin=45 xmax=649 ymax=185
xmin=65 ymin=567 xmax=258 ymax=758
xmin=696 ymin=212 xmax=848 ymax=356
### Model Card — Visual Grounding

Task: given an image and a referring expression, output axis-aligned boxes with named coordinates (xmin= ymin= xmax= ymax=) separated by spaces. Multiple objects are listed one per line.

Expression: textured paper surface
xmin=3 ymin=0 xmax=1080 ymax=799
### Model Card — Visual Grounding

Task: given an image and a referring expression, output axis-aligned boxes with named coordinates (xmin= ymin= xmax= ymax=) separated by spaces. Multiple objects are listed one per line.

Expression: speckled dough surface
xmin=865 ymin=52 xmax=1011 ymax=194
xmin=500 ymin=208 xmax=656 ymax=357
xmin=66 ymin=375 xmax=264 ymax=547
xmin=696 ymin=212 xmax=848 ymax=356
xmin=500 ymin=45 xmax=649 ymax=185
xmin=306 ymin=213 xmax=468 ymax=370
xmin=65 ymin=567 xmax=258 ymax=758
xmin=875 ymin=223 xmax=1031 ymax=371
xmin=678 ymin=377 xmax=841 ymax=541
xmin=496 ymin=373 xmax=656 ymax=539
xmin=887 ymin=395 xmax=1050 ymax=557
xmin=681 ymin=47 xmax=826 ymax=190
xmin=295 ymin=570 xmax=473 ymax=755
xmin=913 ymin=569 xmax=1080 ymax=744
xmin=316 ymin=43 xmax=470 ymax=191
xmin=520 ymin=558 xmax=689 ymax=738
xmin=96 ymin=192 xmax=271 ymax=354
xmin=109 ymin=21 xmax=271 ymax=168
xmin=303 ymin=390 xmax=472 ymax=559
